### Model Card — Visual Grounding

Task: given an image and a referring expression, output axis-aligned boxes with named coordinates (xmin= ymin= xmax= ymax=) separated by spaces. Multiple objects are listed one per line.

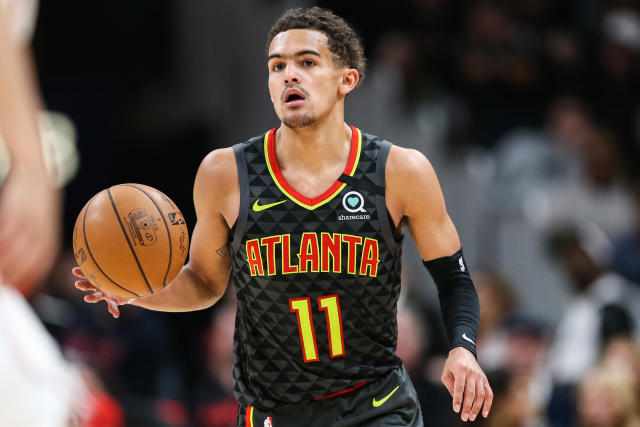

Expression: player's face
xmin=267 ymin=29 xmax=346 ymax=129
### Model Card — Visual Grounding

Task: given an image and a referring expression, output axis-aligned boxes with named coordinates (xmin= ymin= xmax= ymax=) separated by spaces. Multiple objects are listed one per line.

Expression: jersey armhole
xmin=376 ymin=140 xmax=403 ymax=250
xmin=231 ymin=142 xmax=250 ymax=253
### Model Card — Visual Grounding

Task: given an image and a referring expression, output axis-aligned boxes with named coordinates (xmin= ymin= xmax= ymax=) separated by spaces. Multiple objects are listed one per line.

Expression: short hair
xmin=266 ymin=7 xmax=366 ymax=86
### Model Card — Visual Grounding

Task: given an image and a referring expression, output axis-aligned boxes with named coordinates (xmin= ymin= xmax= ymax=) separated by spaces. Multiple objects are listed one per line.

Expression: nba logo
xmin=264 ymin=417 xmax=273 ymax=427
xmin=458 ymin=256 xmax=465 ymax=272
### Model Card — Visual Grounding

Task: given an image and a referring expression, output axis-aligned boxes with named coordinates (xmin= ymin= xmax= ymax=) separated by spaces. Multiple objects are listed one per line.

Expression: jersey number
xmin=289 ymin=294 xmax=345 ymax=362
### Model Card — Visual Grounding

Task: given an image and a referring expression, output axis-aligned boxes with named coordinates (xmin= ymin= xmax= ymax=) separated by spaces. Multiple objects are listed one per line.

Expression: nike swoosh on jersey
xmin=462 ymin=333 xmax=476 ymax=346
xmin=252 ymin=199 xmax=287 ymax=212
xmin=372 ymin=385 xmax=399 ymax=408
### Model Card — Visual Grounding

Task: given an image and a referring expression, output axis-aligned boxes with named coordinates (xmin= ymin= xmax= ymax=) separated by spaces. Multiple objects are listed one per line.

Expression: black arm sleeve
xmin=423 ymin=249 xmax=480 ymax=357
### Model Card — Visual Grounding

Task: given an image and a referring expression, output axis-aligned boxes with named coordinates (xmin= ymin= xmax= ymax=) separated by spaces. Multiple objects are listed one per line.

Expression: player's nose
xmin=284 ymin=63 xmax=300 ymax=84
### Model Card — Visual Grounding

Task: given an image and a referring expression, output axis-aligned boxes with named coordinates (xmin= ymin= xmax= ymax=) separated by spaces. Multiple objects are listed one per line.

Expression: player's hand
xmin=72 ymin=267 xmax=132 ymax=318
xmin=441 ymin=346 xmax=493 ymax=422
xmin=0 ymin=169 xmax=60 ymax=291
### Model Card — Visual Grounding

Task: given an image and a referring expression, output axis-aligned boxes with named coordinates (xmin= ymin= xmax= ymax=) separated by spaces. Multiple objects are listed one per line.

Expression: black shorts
xmin=237 ymin=366 xmax=423 ymax=427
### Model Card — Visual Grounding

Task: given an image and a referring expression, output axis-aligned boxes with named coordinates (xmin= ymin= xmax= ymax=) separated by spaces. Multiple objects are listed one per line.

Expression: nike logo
xmin=462 ymin=333 xmax=476 ymax=346
xmin=252 ymin=199 xmax=286 ymax=212
xmin=372 ymin=385 xmax=399 ymax=408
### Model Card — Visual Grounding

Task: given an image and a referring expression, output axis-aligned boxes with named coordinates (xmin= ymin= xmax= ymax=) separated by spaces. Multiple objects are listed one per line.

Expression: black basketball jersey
xmin=229 ymin=126 xmax=404 ymax=409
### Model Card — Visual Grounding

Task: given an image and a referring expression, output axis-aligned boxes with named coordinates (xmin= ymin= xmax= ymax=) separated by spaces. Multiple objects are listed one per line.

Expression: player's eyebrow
xmin=268 ymin=49 xmax=321 ymax=61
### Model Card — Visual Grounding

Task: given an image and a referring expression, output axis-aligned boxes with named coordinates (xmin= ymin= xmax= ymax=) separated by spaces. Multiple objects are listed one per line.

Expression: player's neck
xmin=276 ymin=115 xmax=351 ymax=173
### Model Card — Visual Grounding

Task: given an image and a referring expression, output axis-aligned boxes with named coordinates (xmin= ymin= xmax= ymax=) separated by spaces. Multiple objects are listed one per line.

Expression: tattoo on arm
xmin=216 ymin=244 xmax=229 ymax=257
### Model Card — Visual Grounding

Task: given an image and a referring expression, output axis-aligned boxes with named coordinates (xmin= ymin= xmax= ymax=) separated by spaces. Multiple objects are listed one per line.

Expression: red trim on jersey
xmin=245 ymin=406 xmax=254 ymax=427
xmin=314 ymin=381 xmax=368 ymax=400
xmin=266 ymin=125 xmax=360 ymax=207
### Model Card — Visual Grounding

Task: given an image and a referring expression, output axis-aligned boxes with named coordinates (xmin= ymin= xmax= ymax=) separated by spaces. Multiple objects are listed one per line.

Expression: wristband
xmin=423 ymin=249 xmax=480 ymax=357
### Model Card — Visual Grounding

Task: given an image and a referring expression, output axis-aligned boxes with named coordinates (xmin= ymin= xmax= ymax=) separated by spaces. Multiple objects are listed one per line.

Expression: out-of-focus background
xmin=22 ymin=0 xmax=640 ymax=425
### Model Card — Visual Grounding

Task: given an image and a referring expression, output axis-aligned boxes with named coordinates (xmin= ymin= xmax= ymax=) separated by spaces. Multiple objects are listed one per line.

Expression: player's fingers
xmin=83 ymin=292 xmax=105 ymax=303
xmin=441 ymin=370 xmax=454 ymax=396
xmin=106 ymin=299 xmax=120 ymax=318
xmin=452 ymin=370 xmax=466 ymax=414
xmin=469 ymin=375 xmax=486 ymax=421
xmin=482 ymin=378 xmax=494 ymax=418
xmin=72 ymin=267 xmax=87 ymax=278
xmin=460 ymin=374 xmax=475 ymax=422
xmin=75 ymin=280 xmax=97 ymax=292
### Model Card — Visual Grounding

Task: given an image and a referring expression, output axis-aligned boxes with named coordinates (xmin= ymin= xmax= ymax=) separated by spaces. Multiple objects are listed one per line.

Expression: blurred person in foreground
xmin=0 ymin=2 xmax=83 ymax=426
xmin=74 ymin=7 xmax=492 ymax=426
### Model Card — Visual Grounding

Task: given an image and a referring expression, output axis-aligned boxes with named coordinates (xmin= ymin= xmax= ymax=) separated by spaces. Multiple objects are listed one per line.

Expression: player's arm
xmin=386 ymin=146 xmax=493 ymax=422
xmin=0 ymin=7 xmax=61 ymax=291
xmin=74 ymin=148 xmax=238 ymax=316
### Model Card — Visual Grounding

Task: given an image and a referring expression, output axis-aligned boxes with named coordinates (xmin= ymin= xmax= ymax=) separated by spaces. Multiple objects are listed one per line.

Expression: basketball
xmin=72 ymin=184 xmax=189 ymax=298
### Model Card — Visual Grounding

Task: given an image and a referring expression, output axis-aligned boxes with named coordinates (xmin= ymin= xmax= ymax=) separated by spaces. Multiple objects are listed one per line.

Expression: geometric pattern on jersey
xmin=230 ymin=126 xmax=404 ymax=409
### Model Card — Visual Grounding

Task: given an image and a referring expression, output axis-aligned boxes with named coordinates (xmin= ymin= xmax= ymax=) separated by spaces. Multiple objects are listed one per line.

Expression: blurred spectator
xmin=589 ymin=8 xmax=640 ymax=166
xmin=531 ymin=126 xmax=634 ymax=239
xmin=474 ymin=272 xmax=552 ymax=427
xmin=79 ymin=365 xmax=125 ymax=427
xmin=396 ymin=303 xmax=457 ymax=427
xmin=502 ymin=315 xmax=552 ymax=426
xmin=608 ymin=181 xmax=640 ymax=285
xmin=476 ymin=96 xmax=587 ymax=266
xmin=193 ymin=299 xmax=238 ymax=427
xmin=475 ymin=271 xmax=518 ymax=370
xmin=453 ymin=0 xmax=547 ymax=147
xmin=489 ymin=96 xmax=586 ymax=218
xmin=576 ymin=362 xmax=640 ymax=427
xmin=546 ymin=225 xmax=640 ymax=385
xmin=42 ymin=250 xmax=186 ymax=426
xmin=472 ymin=367 xmax=547 ymax=427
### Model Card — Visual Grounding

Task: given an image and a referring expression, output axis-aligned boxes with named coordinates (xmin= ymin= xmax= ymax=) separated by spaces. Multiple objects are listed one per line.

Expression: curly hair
xmin=267 ymin=7 xmax=366 ymax=85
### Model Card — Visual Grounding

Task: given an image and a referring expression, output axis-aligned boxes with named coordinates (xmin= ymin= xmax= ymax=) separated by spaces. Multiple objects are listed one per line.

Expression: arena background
xmin=27 ymin=0 xmax=640 ymax=425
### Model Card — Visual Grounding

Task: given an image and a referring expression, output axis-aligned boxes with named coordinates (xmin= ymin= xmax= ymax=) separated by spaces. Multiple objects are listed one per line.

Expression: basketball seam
xmin=82 ymin=197 xmax=140 ymax=297
xmin=123 ymin=184 xmax=173 ymax=287
xmin=107 ymin=188 xmax=154 ymax=294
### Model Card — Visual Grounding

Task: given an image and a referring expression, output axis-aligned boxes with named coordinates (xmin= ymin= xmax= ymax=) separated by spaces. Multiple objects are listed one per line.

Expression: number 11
xmin=289 ymin=294 xmax=345 ymax=362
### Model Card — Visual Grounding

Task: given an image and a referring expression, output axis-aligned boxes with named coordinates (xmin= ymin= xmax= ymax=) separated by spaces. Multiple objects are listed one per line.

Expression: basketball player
xmin=74 ymin=7 xmax=492 ymax=426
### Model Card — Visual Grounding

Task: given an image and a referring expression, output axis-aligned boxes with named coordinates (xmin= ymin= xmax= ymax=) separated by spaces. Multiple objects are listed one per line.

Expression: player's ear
xmin=338 ymin=68 xmax=359 ymax=96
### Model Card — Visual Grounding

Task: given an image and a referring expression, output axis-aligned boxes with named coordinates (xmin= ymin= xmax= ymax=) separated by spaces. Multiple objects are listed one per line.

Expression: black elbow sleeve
xmin=423 ymin=249 xmax=479 ymax=357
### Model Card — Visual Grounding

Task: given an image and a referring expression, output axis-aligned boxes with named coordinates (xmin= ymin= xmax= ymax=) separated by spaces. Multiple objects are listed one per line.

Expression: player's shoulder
xmin=353 ymin=128 xmax=435 ymax=181
xmin=198 ymin=147 xmax=236 ymax=182
xmin=386 ymin=144 xmax=435 ymax=182
xmin=194 ymin=146 xmax=239 ymax=206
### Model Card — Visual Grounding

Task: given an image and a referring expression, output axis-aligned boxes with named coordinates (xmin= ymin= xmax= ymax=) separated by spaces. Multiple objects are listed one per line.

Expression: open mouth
xmin=286 ymin=93 xmax=304 ymax=102
xmin=284 ymin=89 xmax=306 ymax=104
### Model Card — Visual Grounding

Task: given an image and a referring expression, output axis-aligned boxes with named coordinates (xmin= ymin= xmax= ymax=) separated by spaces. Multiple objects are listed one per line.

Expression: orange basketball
xmin=72 ymin=183 xmax=189 ymax=298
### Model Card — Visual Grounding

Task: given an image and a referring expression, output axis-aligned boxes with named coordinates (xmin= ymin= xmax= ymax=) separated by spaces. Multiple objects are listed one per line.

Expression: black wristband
xmin=423 ymin=249 xmax=479 ymax=357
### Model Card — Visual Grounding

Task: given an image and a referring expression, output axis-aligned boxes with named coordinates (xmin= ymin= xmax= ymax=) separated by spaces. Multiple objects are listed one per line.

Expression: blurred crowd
xmin=14 ymin=0 xmax=640 ymax=426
